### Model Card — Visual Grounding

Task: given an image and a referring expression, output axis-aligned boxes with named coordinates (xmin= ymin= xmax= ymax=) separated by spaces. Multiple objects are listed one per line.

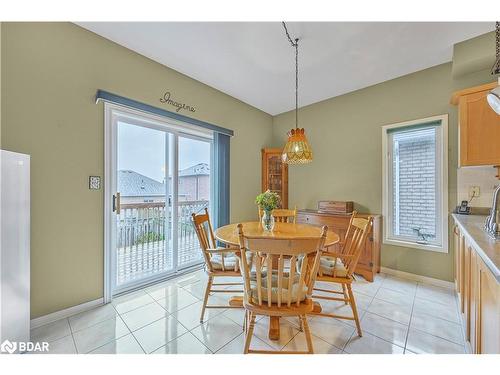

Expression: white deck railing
xmin=116 ymin=200 xmax=208 ymax=286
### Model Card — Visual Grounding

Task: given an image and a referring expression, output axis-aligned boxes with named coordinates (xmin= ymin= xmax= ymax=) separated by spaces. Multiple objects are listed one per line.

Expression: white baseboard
xmin=30 ymin=298 xmax=104 ymax=329
xmin=380 ymin=267 xmax=455 ymax=289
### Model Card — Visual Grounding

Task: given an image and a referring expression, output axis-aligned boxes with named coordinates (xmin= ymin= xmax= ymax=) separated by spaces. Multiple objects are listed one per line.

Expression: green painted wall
xmin=272 ymin=63 xmax=495 ymax=282
xmin=2 ymin=22 xmax=497 ymax=317
xmin=452 ymin=31 xmax=495 ymax=78
xmin=1 ymin=22 xmax=273 ymax=318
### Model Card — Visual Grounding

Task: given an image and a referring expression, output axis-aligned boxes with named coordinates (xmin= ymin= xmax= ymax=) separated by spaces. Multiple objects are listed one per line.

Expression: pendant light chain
xmin=281 ymin=21 xmax=313 ymax=164
xmin=493 ymin=21 xmax=500 ymax=75
xmin=282 ymin=22 xmax=299 ymax=129
xmin=496 ymin=22 xmax=499 ymax=60
xmin=295 ymin=39 xmax=299 ymax=129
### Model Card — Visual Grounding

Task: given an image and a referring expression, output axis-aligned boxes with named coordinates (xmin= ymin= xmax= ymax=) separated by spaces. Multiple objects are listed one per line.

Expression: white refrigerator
xmin=0 ymin=150 xmax=30 ymax=353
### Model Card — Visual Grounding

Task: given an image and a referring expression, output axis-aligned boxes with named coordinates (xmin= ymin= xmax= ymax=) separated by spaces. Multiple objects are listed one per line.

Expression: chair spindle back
xmin=237 ymin=224 xmax=328 ymax=308
xmin=340 ymin=217 xmax=373 ymax=277
xmin=258 ymin=206 xmax=297 ymax=223
xmin=192 ymin=208 xmax=217 ymax=273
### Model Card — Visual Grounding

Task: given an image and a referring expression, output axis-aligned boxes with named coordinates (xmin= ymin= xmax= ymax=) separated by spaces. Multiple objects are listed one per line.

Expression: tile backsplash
xmin=457 ymin=166 xmax=499 ymax=208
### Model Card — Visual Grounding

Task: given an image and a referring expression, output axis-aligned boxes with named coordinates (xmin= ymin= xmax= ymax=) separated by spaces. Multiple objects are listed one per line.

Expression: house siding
xmin=393 ymin=132 xmax=437 ymax=241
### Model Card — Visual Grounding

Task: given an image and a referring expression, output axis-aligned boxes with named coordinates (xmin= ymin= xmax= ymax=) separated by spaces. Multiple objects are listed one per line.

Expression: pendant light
xmin=487 ymin=21 xmax=500 ymax=115
xmin=281 ymin=22 xmax=313 ymax=164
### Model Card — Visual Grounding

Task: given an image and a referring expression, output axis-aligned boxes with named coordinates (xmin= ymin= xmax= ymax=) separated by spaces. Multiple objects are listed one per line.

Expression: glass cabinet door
xmin=262 ymin=148 xmax=288 ymax=208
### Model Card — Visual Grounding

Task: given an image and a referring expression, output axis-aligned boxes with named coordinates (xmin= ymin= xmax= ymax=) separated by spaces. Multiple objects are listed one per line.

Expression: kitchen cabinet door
xmin=477 ymin=258 xmax=500 ymax=354
xmin=469 ymin=250 xmax=479 ymax=353
xmin=454 ymin=225 xmax=461 ymax=293
xmin=459 ymin=233 xmax=466 ymax=313
xmin=452 ymin=82 xmax=500 ymax=166
xmin=464 ymin=241 xmax=471 ymax=341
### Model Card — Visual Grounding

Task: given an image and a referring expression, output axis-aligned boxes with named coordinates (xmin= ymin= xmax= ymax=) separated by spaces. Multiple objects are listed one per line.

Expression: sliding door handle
xmin=113 ymin=192 xmax=121 ymax=214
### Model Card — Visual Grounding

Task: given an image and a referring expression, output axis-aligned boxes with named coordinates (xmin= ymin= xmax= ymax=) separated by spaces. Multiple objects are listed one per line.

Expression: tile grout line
xmin=117 ymin=302 xmax=161 ymax=354
xmin=343 ymin=286 xmax=377 ymax=352
xmin=454 ymin=293 xmax=467 ymax=353
xmin=403 ymin=283 xmax=418 ymax=352
xmin=408 ymin=326 xmax=467 ymax=348
xmin=279 ymin=325 xmax=301 ymax=352
xmin=411 ymin=308 xmax=462 ymax=325
xmin=190 ymin=313 xmax=244 ymax=353
xmin=103 ymin=288 xmax=182 ymax=354
xmin=70 ymin=305 xmax=123 ymax=338
xmin=185 ymin=331 xmax=214 ymax=354
xmin=129 ymin=281 xmax=235 ymax=353
xmin=310 ymin=312 xmax=358 ymax=351
xmin=66 ymin=317 xmax=80 ymax=354
xmin=213 ymin=332 xmax=246 ymax=353
xmin=135 ymin=314 xmax=191 ymax=354
xmin=409 ymin=285 xmax=466 ymax=348
xmin=33 ymin=271 xmax=463 ymax=354
xmin=128 ymin=325 xmax=148 ymax=354
xmin=80 ymin=314 xmax=131 ymax=354
xmin=124 ymin=302 xmax=191 ymax=353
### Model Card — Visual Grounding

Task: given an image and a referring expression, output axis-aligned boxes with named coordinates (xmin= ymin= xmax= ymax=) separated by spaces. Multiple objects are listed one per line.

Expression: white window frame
xmin=382 ymin=114 xmax=448 ymax=253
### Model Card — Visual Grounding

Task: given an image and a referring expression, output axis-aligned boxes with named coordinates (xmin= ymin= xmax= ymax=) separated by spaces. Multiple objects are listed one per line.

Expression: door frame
xmin=103 ymin=102 xmax=213 ymax=302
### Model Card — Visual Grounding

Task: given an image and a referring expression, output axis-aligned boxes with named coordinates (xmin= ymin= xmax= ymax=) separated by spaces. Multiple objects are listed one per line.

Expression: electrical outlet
xmin=469 ymin=185 xmax=480 ymax=200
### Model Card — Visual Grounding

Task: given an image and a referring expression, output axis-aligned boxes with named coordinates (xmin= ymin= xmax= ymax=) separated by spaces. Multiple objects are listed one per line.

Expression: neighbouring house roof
xmin=118 ymin=170 xmax=165 ymax=197
xmin=179 ymin=163 xmax=210 ymax=177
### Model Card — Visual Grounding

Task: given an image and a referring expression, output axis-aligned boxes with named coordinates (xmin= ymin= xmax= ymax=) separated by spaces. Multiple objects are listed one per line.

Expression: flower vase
xmin=261 ymin=209 xmax=275 ymax=231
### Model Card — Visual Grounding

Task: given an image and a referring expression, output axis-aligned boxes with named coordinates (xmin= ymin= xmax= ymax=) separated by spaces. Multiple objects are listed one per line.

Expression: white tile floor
xmin=30 ymin=270 xmax=466 ymax=354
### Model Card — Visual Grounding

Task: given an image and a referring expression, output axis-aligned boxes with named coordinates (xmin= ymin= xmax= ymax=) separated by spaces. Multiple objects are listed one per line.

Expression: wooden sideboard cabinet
xmin=297 ymin=210 xmax=381 ymax=282
xmin=453 ymin=220 xmax=500 ymax=354
xmin=451 ymin=82 xmax=500 ymax=167
xmin=261 ymin=148 xmax=288 ymax=208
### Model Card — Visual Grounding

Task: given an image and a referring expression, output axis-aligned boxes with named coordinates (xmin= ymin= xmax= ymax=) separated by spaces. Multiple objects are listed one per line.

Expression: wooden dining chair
xmin=258 ymin=206 xmax=297 ymax=223
xmin=339 ymin=210 xmax=357 ymax=251
xmin=237 ymin=223 xmax=328 ymax=354
xmin=311 ymin=216 xmax=372 ymax=337
xmin=337 ymin=210 xmax=357 ymax=303
xmin=192 ymin=208 xmax=244 ymax=323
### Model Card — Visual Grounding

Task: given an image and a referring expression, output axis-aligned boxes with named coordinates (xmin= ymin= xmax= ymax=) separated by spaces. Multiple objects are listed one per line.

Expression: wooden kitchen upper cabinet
xmin=261 ymin=148 xmax=288 ymax=208
xmin=451 ymin=82 xmax=500 ymax=167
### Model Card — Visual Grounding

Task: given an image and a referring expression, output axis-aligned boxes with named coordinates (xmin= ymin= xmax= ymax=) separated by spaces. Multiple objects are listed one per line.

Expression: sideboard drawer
xmin=297 ymin=212 xmax=349 ymax=229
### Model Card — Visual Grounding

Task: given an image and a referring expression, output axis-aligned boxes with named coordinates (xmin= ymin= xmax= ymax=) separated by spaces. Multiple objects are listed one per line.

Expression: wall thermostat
xmin=89 ymin=176 xmax=101 ymax=190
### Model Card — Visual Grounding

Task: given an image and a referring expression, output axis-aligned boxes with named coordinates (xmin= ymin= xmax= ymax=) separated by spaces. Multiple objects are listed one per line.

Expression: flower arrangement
xmin=255 ymin=190 xmax=281 ymax=212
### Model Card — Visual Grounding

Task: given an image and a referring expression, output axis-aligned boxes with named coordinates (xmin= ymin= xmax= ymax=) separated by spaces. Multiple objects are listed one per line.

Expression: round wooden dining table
xmin=214 ymin=221 xmax=340 ymax=341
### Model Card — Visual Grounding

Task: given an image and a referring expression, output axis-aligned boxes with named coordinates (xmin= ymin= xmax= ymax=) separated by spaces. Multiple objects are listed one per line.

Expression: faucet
xmin=485 ymin=184 xmax=500 ymax=239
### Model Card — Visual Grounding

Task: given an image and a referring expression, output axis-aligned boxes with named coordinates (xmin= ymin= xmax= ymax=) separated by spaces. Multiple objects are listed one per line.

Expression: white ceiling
xmin=77 ymin=22 xmax=494 ymax=115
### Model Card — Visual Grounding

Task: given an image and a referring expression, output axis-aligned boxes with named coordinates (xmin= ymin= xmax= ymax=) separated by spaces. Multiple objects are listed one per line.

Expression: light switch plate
xmin=89 ymin=176 xmax=101 ymax=190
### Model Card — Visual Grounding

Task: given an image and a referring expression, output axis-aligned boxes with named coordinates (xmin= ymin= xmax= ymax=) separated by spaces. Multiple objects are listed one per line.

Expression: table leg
xmin=267 ymin=302 xmax=322 ymax=340
xmin=269 ymin=316 xmax=280 ymax=340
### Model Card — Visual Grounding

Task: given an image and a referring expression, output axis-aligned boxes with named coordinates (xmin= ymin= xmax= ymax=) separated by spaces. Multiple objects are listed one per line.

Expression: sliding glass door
xmin=106 ymin=104 xmax=213 ymax=296
xmin=176 ymin=135 xmax=212 ymax=269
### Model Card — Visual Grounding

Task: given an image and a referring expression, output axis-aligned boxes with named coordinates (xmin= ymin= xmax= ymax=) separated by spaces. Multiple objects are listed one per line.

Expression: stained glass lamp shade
xmin=281 ymin=128 xmax=313 ymax=164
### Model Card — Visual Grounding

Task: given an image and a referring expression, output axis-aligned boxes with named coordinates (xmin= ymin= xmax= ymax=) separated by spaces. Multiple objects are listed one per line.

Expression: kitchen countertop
xmin=452 ymin=213 xmax=500 ymax=282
